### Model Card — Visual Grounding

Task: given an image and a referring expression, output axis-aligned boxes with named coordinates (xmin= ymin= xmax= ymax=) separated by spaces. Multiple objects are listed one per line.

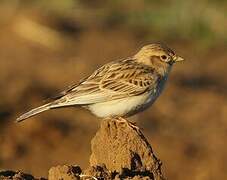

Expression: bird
xmin=16 ymin=43 xmax=184 ymax=123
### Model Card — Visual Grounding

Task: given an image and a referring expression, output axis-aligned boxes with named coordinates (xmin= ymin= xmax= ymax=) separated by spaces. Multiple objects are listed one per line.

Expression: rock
xmin=0 ymin=170 xmax=40 ymax=180
xmin=1 ymin=118 xmax=165 ymax=180
xmin=48 ymin=165 xmax=81 ymax=180
xmin=89 ymin=118 xmax=164 ymax=180
xmin=83 ymin=164 xmax=112 ymax=179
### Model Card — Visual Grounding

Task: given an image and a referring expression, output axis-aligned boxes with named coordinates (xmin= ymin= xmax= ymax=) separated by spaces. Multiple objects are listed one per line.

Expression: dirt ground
xmin=0 ymin=3 xmax=227 ymax=180
xmin=1 ymin=118 xmax=164 ymax=179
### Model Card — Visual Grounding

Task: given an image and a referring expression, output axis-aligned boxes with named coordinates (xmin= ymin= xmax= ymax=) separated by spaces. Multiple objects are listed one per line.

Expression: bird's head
xmin=134 ymin=43 xmax=184 ymax=75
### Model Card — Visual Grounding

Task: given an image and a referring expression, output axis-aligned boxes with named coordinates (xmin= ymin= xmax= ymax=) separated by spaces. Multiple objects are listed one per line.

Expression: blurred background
xmin=0 ymin=0 xmax=227 ymax=179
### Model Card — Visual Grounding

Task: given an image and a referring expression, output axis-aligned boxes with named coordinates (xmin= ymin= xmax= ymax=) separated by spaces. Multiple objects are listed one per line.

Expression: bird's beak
xmin=173 ymin=55 xmax=184 ymax=62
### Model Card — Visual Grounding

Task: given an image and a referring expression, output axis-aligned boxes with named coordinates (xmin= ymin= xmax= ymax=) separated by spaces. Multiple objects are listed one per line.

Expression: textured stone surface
xmin=48 ymin=165 xmax=81 ymax=180
xmin=83 ymin=164 xmax=112 ymax=180
xmin=89 ymin=118 xmax=164 ymax=180
xmin=0 ymin=170 xmax=38 ymax=180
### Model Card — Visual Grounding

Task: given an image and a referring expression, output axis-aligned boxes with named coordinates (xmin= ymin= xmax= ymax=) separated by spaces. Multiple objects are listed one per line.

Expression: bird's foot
xmin=115 ymin=117 xmax=140 ymax=132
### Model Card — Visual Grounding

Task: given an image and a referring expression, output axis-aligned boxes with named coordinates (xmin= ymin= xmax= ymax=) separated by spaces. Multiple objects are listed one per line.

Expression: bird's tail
xmin=16 ymin=103 xmax=54 ymax=123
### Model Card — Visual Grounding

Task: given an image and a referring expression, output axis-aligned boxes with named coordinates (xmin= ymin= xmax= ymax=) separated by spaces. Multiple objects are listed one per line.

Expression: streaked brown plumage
xmin=16 ymin=43 xmax=184 ymax=122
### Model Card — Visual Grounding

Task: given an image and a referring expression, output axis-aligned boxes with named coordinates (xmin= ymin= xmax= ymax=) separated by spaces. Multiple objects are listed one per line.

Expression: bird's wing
xmin=51 ymin=58 xmax=159 ymax=107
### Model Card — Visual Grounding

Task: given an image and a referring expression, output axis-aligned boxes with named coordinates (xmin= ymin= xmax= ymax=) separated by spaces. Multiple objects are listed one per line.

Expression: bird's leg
xmin=115 ymin=117 xmax=140 ymax=132
xmin=115 ymin=116 xmax=127 ymax=124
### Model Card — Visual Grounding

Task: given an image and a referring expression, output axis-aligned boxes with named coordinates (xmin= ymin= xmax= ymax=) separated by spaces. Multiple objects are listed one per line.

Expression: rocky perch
xmin=0 ymin=118 xmax=165 ymax=180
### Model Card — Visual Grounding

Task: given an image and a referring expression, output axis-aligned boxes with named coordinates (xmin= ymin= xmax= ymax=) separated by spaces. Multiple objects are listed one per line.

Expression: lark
xmin=16 ymin=43 xmax=184 ymax=123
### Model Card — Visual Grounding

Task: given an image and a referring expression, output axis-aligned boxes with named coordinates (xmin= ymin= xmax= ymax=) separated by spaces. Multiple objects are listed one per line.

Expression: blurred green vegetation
xmin=1 ymin=0 xmax=226 ymax=46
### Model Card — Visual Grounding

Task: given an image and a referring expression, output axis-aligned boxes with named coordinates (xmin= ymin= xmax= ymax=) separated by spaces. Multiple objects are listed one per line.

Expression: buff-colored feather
xmin=16 ymin=43 xmax=184 ymax=122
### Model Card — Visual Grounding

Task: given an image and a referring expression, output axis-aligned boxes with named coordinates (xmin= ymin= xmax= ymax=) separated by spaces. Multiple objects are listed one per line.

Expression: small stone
xmin=48 ymin=165 xmax=81 ymax=180
xmin=0 ymin=170 xmax=36 ymax=180
xmin=84 ymin=164 xmax=112 ymax=180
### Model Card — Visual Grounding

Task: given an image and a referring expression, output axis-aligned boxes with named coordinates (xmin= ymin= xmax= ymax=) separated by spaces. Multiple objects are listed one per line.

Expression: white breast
xmin=87 ymin=91 xmax=157 ymax=118
xmin=87 ymin=69 xmax=171 ymax=118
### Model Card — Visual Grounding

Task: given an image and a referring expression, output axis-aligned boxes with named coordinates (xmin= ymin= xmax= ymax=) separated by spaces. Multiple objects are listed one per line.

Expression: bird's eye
xmin=161 ymin=55 xmax=167 ymax=60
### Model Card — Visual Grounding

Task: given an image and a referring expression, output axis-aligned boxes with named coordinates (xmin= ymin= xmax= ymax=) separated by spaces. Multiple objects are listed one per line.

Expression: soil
xmin=1 ymin=119 xmax=164 ymax=180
